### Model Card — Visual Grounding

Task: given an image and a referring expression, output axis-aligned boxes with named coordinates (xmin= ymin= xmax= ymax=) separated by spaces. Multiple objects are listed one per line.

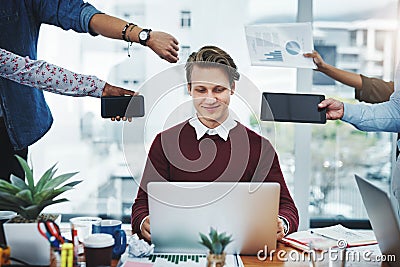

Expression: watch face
xmin=139 ymin=31 xmax=148 ymax=41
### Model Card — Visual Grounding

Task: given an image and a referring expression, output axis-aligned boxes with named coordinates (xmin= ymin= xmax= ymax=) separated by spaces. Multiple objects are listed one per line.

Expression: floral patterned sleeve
xmin=0 ymin=47 xmax=105 ymax=97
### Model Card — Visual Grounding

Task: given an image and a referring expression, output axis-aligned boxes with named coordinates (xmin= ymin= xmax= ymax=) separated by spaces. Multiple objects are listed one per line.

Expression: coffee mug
xmin=93 ymin=219 xmax=127 ymax=259
xmin=83 ymin=233 xmax=114 ymax=267
xmin=70 ymin=216 xmax=102 ymax=242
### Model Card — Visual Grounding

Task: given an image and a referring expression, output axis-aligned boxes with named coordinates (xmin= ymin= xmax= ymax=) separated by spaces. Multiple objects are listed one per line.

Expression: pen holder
xmin=207 ymin=253 xmax=226 ymax=267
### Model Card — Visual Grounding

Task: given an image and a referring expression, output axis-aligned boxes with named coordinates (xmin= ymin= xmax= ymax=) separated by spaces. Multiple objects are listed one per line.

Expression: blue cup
xmin=93 ymin=219 xmax=127 ymax=259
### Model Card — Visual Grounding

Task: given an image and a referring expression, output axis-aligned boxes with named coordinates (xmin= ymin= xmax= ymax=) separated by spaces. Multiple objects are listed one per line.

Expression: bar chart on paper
xmin=122 ymin=254 xmax=243 ymax=267
xmin=245 ymin=22 xmax=315 ymax=68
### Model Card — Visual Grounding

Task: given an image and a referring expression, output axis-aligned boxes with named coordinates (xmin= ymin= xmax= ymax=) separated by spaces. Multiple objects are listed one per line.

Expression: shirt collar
xmin=189 ymin=114 xmax=237 ymax=141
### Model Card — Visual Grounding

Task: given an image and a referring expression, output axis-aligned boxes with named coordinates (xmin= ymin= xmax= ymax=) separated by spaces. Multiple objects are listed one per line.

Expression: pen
xmin=310 ymin=230 xmax=340 ymax=242
xmin=281 ymin=238 xmax=311 ymax=252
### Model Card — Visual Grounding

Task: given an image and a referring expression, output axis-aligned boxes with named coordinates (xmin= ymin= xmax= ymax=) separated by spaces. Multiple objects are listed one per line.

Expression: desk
xmin=58 ymin=226 xmax=390 ymax=267
xmin=241 ymin=242 xmax=390 ymax=267
xmin=109 ymin=242 xmax=390 ymax=267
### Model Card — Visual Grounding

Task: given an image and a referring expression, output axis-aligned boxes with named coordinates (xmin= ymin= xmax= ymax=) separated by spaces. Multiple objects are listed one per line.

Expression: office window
xmin=179 ymin=45 xmax=191 ymax=62
xmin=180 ymin=11 xmax=191 ymax=28
xmin=311 ymin=0 xmax=398 ymax=221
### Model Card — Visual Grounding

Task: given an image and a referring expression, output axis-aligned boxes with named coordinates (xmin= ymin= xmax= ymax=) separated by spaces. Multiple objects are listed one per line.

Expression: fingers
xmin=318 ymin=99 xmax=330 ymax=108
xmin=148 ymin=31 xmax=180 ymax=63
xmin=110 ymin=116 xmax=134 ymax=122
xmin=276 ymin=218 xmax=285 ymax=240
xmin=142 ymin=216 xmax=152 ymax=242
xmin=102 ymin=83 xmax=136 ymax=97
xmin=121 ymin=88 xmax=137 ymax=96
xmin=318 ymin=98 xmax=339 ymax=109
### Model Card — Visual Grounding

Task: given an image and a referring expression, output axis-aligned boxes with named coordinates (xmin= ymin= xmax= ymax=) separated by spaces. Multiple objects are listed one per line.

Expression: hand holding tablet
xmin=261 ymin=92 xmax=326 ymax=124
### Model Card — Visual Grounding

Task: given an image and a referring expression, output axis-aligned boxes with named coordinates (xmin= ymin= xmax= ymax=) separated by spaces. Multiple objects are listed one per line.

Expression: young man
xmin=131 ymin=46 xmax=299 ymax=242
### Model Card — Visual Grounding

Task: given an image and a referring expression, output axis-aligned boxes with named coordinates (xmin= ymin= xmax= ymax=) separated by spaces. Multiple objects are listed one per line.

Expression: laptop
xmin=148 ymin=182 xmax=280 ymax=255
xmin=355 ymin=174 xmax=400 ymax=262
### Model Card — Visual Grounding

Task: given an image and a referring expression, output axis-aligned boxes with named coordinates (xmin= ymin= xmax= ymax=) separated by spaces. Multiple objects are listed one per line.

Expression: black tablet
xmin=101 ymin=95 xmax=145 ymax=118
xmin=261 ymin=92 xmax=326 ymax=124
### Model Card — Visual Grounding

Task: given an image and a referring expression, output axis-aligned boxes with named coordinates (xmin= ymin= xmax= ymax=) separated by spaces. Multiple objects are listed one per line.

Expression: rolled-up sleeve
xmin=355 ymin=75 xmax=394 ymax=104
xmin=35 ymin=0 xmax=102 ymax=34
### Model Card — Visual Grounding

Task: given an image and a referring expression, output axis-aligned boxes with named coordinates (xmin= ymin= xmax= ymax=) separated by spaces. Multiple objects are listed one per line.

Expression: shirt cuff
xmin=139 ymin=215 xmax=149 ymax=232
xmin=279 ymin=215 xmax=290 ymax=235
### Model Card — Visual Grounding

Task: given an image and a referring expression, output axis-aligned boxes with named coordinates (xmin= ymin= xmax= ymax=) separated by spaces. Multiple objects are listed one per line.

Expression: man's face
xmin=188 ymin=65 xmax=235 ymax=127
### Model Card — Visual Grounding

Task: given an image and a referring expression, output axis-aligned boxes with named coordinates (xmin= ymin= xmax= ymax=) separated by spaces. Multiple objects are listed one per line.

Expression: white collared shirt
xmin=188 ymin=114 xmax=237 ymax=141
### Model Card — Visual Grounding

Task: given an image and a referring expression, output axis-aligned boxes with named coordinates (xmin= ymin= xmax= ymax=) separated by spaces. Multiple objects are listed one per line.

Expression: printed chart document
xmin=122 ymin=253 xmax=243 ymax=267
xmin=245 ymin=22 xmax=315 ymax=68
xmin=281 ymin=224 xmax=377 ymax=251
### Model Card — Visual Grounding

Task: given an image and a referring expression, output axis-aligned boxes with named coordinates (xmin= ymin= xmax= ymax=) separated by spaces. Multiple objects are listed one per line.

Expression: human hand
xmin=141 ymin=216 xmax=151 ymax=242
xmin=303 ymin=50 xmax=327 ymax=71
xmin=147 ymin=31 xmax=179 ymax=63
xmin=277 ymin=218 xmax=285 ymax=241
xmin=102 ymin=83 xmax=138 ymax=122
xmin=318 ymin=98 xmax=344 ymax=120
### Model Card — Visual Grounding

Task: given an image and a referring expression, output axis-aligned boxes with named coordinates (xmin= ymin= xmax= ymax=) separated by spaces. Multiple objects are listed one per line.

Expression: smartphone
xmin=261 ymin=92 xmax=326 ymax=124
xmin=101 ymin=95 xmax=145 ymax=118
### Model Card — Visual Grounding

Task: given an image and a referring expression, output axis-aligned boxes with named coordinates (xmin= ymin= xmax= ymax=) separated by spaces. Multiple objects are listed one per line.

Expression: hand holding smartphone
xmin=101 ymin=95 xmax=145 ymax=118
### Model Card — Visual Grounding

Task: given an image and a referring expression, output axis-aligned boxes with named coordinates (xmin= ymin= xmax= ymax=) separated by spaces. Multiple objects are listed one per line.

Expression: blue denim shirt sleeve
xmin=342 ymin=90 xmax=400 ymax=132
xmin=33 ymin=0 xmax=102 ymax=35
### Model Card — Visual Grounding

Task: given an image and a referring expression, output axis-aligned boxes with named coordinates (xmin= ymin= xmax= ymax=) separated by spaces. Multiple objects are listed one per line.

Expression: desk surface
xmin=240 ymin=242 xmax=389 ymax=267
xmin=108 ymin=242 xmax=389 ymax=267
xmin=58 ymin=226 xmax=390 ymax=267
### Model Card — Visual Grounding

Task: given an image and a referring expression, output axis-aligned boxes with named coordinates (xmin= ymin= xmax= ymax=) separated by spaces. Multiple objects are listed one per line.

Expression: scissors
xmin=37 ymin=219 xmax=65 ymax=248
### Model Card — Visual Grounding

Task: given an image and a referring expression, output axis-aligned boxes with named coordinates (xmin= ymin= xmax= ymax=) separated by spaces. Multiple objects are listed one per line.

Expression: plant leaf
xmin=210 ymin=227 xmax=218 ymax=243
xmin=19 ymin=205 xmax=42 ymax=220
xmin=15 ymin=189 xmax=33 ymax=203
xmin=42 ymin=172 xmax=79 ymax=190
xmin=62 ymin=180 xmax=83 ymax=188
xmin=10 ymin=175 xmax=29 ymax=191
xmin=15 ymin=155 xmax=34 ymax=191
xmin=35 ymin=163 xmax=57 ymax=193
xmin=33 ymin=186 xmax=74 ymax=204
xmin=199 ymin=233 xmax=213 ymax=251
xmin=211 ymin=242 xmax=223 ymax=254
xmin=0 ymin=180 xmax=21 ymax=194
xmin=0 ymin=192 xmax=29 ymax=206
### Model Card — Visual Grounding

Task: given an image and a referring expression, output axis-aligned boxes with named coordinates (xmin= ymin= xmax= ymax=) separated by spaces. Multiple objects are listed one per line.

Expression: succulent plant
xmin=0 ymin=155 xmax=82 ymax=221
xmin=199 ymin=227 xmax=233 ymax=255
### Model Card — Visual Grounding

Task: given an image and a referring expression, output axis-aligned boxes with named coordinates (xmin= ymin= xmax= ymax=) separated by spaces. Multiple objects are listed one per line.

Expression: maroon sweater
xmin=131 ymin=121 xmax=299 ymax=236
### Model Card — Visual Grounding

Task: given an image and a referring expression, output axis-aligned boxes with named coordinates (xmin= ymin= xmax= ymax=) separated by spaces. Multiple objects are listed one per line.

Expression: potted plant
xmin=0 ymin=155 xmax=82 ymax=265
xmin=199 ymin=227 xmax=233 ymax=267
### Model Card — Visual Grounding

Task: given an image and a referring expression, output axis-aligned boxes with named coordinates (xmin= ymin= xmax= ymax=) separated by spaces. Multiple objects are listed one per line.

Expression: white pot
xmin=3 ymin=214 xmax=61 ymax=266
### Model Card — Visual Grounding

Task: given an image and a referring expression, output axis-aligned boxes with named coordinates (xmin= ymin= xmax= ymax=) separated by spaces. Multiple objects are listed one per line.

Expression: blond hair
xmin=185 ymin=46 xmax=240 ymax=85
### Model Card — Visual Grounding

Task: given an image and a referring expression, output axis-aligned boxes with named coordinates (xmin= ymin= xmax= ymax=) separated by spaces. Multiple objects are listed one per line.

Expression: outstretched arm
xmin=89 ymin=14 xmax=179 ymax=63
xmin=304 ymin=50 xmax=362 ymax=89
xmin=319 ymin=92 xmax=400 ymax=133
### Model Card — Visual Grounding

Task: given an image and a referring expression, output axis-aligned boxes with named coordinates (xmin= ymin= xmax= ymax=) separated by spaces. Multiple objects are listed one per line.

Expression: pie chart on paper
xmin=285 ymin=41 xmax=301 ymax=55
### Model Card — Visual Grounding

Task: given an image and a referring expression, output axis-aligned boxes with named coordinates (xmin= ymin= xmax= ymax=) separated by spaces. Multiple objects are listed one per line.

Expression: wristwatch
xmin=138 ymin=29 xmax=152 ymax=46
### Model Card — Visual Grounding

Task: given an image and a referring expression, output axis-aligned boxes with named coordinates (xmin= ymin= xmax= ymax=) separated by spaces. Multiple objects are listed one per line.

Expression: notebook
xmin=148 ymin=182 xmax=280 ymax=255
xmin=355 ymin=174 xmax=400 ymax=262
xmin=281 ymin=224 xmax=377 ymax=251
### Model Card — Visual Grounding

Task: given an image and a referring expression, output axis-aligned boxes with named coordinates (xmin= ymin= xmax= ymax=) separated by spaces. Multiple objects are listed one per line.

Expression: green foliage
xmin=0 ymin=155 xmax=82 ymax=220
xmin=199 ymin=227 xmax=233 ymax=255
